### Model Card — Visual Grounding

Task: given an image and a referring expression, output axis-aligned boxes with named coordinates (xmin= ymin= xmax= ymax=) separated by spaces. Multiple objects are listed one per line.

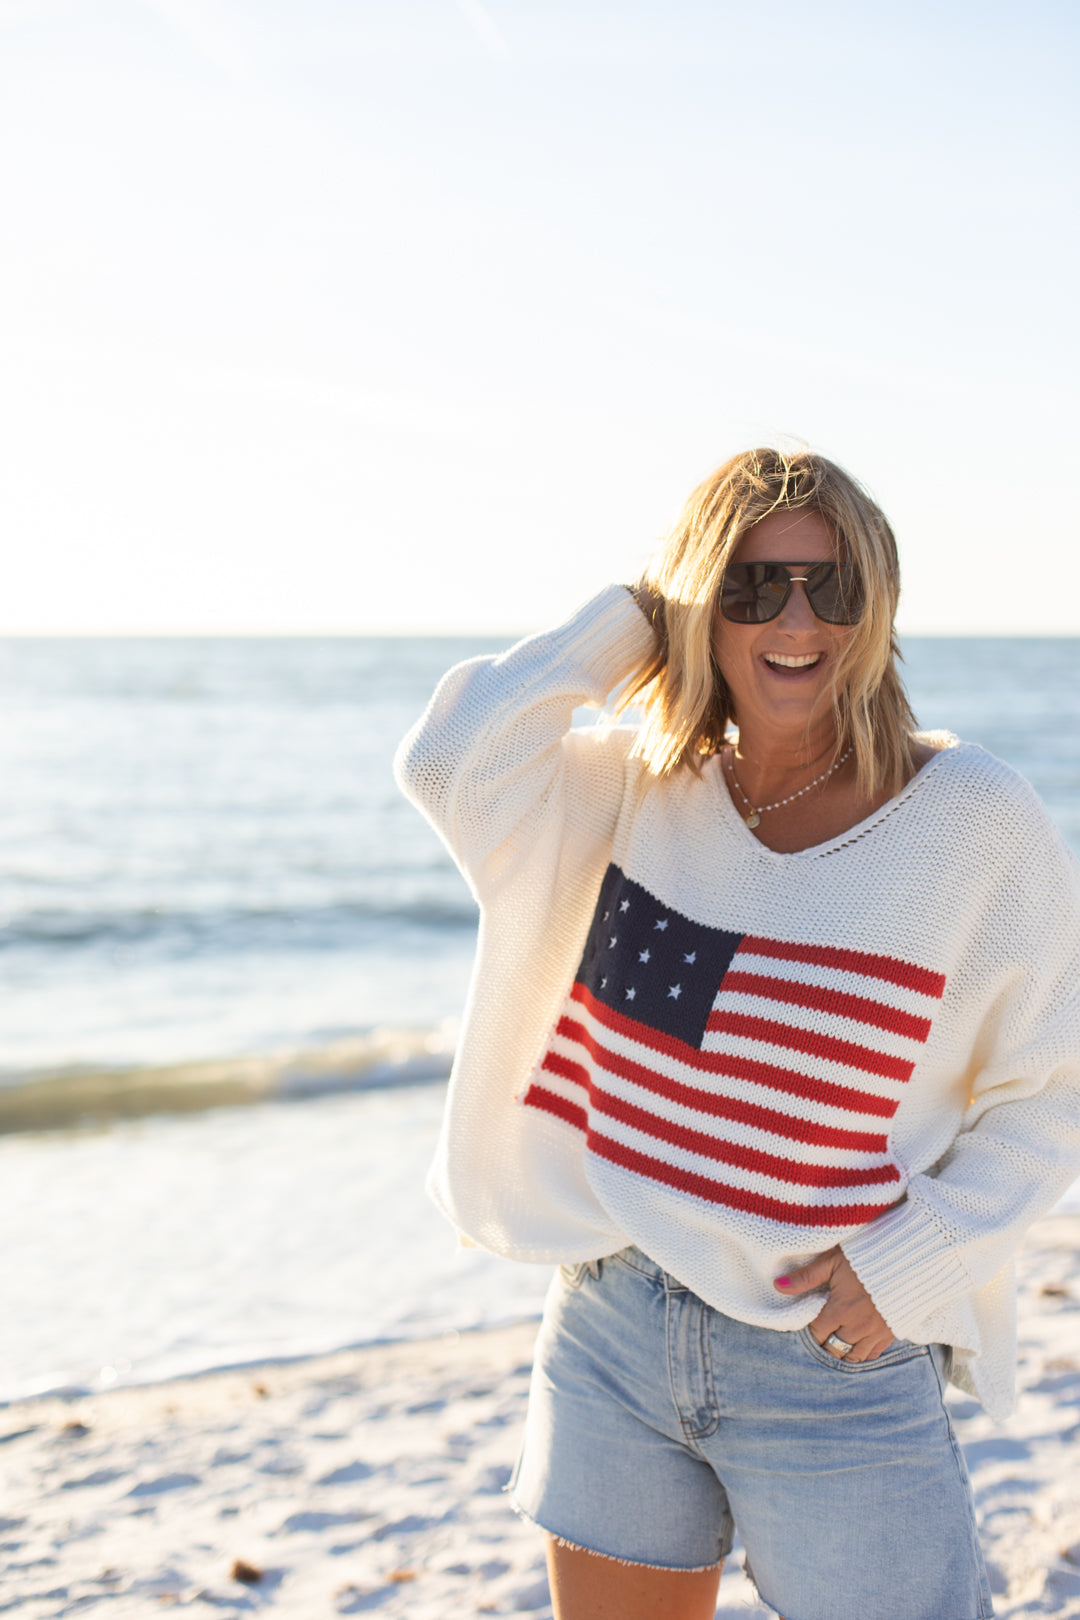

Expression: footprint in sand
xmin=280 ymin=1509 xmax=372 ymax=1533
xmin=472 ymin=1464 xmax=512 ymax=1494
xmin=316 ymin=1460 xmax=376 ymax=1484
xmin=127 ymin=1473 xmax=201 ymax=1496
xmin=962 ymin=1437 xmax=1032 ymax=1467
xmin=371 ymin=1514 xmax=438 ymax=1540
xmin=61 ymin=1468 xmax=128 ymax=1490
xmin=335 ymin=1587 xmax=396 ymax=1613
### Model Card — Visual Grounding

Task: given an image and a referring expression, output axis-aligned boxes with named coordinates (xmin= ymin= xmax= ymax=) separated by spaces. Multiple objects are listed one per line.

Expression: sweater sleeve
xmin=842 ymin=785 xmax=1080 ymax=1343
xmin=393 ymin=585 xmax=657 ymax=899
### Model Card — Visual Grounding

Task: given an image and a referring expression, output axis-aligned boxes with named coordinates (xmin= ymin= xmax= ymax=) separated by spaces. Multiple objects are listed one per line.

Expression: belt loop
xmin=587 ymin=1258 xmax=602 ymax=1280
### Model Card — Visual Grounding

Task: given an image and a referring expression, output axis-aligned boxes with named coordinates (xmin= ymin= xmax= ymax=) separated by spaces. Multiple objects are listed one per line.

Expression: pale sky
xmin=0 ymin=0 xmax=1077 ymax=634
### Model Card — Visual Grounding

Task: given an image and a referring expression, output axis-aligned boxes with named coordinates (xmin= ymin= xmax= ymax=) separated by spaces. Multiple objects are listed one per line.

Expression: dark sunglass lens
xmin=721 ymin=564 xmax=789 ymax=623
xmin=806 ymin=564 xmax=863 ymax=624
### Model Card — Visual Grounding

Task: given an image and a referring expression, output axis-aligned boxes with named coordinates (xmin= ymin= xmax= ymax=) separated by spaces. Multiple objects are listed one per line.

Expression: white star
xmin=600 ymin=977 xmax=608 ymax=989
xmin=683 ymin=951 xmax=696 ymax=965
xmin=602 ymin=910 xmax=610 ymax=922
xmin=654 ymin=918 xmax=668 ymax=931
xmin=625 ymin=987 xmax=636 ymax=1001
xmin=668 ymin=984 xmax=682 ymax=999
xmin=619 ymin=899 xmax=630 ymax=912
xmin=608 ymin=936 xmax=617 ymax=949
xmin=638 ymin=948 xmax=651 ymax=963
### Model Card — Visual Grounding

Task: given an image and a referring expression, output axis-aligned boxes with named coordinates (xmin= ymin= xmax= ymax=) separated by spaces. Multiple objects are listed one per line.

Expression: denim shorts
xmin=509 ymin=1247 xmax=993 ymax=1620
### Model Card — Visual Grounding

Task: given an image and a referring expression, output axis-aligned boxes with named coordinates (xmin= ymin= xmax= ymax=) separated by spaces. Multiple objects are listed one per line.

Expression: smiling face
xmin=712 ymin=506 xmax=854 ymax=750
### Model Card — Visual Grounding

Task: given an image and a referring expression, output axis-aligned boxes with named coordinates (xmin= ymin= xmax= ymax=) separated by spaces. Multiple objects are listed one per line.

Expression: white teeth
xmin=764 ymin=652 xmax=821 ymax=669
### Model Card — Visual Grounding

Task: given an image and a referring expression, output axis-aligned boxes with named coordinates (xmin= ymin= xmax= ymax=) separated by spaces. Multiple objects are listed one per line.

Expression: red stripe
xmin=705 ymin=1010 xmax=915 ymax=1082
xmin=548 ymin=1026 xmax=890 ymax=1152
xmin=740 ymin=936 xmax=945 ymax=999
xmin=535 ymin=1066 xmax=899 ymax=1189
xmin=567 ymin=989 xmax=901 ymax=1118
xmin=543 ymin=1049 xmax=595 ymax=1089
xmin=587 ymin=1132 xmax=897 ymax=1228
xmin=523 ymin=1082 xmax=587 ymax=1133
xmin=719 ymin=971 xmax=932 ymax=1042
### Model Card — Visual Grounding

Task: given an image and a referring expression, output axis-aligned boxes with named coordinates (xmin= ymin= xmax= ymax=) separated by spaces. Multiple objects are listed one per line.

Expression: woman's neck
xmin=727 ymin=722 xmax=843 ymax=799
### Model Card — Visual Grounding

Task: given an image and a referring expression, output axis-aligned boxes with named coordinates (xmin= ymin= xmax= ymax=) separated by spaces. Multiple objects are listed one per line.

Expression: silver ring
xmin=824 ymin=1332 xmax=854 ymax=1355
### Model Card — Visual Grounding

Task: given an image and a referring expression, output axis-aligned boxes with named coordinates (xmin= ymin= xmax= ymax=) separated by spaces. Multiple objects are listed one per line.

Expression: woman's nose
xmin=774 ymin=578 xmax=818 ymax=630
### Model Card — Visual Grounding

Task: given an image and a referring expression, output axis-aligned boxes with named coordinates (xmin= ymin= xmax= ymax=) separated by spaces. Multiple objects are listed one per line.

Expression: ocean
xmin=2 ymin=632 xmax=1079 ymax=1403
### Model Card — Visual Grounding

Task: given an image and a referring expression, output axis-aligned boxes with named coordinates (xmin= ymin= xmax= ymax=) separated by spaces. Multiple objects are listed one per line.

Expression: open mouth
xmin=761 ymin=652 xmax=824 ymax=672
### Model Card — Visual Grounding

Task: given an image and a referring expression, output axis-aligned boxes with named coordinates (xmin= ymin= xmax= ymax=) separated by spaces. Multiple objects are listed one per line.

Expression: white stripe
xmin=588 ymin=1111 xmax=905 ymax=1209
xmin=731 ymin=949 xmax=941 ymax=1015
xmin=710 ymin=990 xmax=924 ymax=1061
xmin=544 ymin=1028 xmax=891 ymax=1169
xmin=569 ymin=1056 xmax=895 ymax=1174
xmin=550 ymin=1011 xmax=900 ymax=1136
xmin=694 ymin=1028 xmax=905 ymax=1101
xmin=530 ymin=1063 xmax=588 ymax=1110
xmin=557 ymin=1002 xmax=903 ymax=1119
xmin=565 ymin=993 xmax=911 ymax=1098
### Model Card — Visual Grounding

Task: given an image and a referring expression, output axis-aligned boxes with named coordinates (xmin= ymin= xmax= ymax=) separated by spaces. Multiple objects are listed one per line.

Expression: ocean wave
xmin=0 ymin=894 xmax=479 ymax=951
xmin=0 ymin=1027 xmax=456 ymax=1135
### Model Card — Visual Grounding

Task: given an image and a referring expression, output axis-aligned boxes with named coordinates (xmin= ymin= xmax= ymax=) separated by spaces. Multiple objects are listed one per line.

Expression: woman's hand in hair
xmin=628 ymin=579 xmax=667 ymax=652
xmin=773 ymin=1246 xmax=897 ymax=1362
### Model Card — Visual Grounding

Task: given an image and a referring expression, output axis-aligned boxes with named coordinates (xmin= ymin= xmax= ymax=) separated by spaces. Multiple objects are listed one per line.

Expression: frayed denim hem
xmin=505 ymin=1491 xmax=727 ymax=1574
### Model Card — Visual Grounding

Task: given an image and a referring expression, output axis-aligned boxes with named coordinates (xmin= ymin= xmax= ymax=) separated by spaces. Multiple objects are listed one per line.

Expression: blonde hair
xmin=618 ymin=447 xmax=917 ymax=799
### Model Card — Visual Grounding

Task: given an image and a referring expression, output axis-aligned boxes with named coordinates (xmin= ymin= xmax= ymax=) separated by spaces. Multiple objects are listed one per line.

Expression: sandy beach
xmin=4 ymin=1214 xmax=1079 ymax=1619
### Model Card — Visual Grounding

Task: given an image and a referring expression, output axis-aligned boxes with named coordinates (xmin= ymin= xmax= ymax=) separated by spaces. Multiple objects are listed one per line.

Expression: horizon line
xmin=0 ymin=627 xmax=1077 ymax=641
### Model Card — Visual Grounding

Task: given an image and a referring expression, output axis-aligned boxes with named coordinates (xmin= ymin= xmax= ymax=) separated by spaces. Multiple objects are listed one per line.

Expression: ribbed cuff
xmin=504 ymin=584 xmax=657 ymax=705
xmin=840 ymin=1198 xmax=972 ymax=1341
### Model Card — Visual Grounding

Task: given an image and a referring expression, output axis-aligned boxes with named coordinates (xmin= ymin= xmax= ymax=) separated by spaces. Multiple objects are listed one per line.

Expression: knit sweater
xmin=394 ymin=584 xmax=1080 ymax=1418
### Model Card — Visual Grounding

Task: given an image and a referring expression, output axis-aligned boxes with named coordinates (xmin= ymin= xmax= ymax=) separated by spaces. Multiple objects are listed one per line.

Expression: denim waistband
xmin=605 ymin=1244 xmax=685 ymax=1288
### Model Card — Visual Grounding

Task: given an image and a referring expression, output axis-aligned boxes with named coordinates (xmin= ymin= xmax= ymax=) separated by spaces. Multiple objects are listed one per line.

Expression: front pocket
xmin=796 ymin=1326 xmax=929 ymax=1371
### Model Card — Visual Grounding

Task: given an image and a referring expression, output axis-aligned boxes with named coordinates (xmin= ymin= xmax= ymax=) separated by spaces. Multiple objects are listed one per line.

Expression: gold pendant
xmin=746 ymin=811 xmax=761 ymax=829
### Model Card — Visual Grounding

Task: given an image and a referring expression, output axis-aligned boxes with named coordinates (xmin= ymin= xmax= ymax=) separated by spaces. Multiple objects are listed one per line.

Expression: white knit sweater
xmin=395 ymin=585 xmax=1080 ymax=1418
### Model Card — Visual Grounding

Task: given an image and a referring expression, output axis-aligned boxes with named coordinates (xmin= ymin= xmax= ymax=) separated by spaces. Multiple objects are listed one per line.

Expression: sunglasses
xmin=720 ymin=560 xmax=864 ymax=626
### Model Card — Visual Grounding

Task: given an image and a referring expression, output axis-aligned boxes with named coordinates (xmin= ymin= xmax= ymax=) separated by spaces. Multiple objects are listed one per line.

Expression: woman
xmin=395 ymin=449 xmax=1080 ymax=1620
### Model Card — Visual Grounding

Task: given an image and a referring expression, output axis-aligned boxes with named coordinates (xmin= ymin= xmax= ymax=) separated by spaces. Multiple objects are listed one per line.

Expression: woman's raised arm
xmin=394 ymin=584 xmax=657 ymax=898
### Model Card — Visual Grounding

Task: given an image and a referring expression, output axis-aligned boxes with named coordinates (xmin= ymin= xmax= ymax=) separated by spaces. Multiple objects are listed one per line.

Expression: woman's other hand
xmin=628 ymin=578 xmax=665 ymax=634
xmin=773 ymin=1246 xmax=897 ymax=1361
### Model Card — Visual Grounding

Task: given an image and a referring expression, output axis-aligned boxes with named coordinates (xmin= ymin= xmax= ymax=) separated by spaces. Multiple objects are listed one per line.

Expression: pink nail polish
xmin=775 ymin=1276 xmax=791 ymax=1287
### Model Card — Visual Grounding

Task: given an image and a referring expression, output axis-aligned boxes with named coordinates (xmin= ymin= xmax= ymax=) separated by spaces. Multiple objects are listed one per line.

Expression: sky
xmin=0 ymin=0 xmax=1077 ymax=634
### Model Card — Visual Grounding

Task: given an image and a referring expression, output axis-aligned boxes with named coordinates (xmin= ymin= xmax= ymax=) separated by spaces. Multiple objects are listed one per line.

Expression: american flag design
xmin=523 ymin=864 xmax=947 ymax=1229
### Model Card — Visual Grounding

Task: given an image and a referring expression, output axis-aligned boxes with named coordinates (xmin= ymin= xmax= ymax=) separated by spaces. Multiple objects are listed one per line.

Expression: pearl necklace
xmin=724 ymin=744 xmax=853 ymax=830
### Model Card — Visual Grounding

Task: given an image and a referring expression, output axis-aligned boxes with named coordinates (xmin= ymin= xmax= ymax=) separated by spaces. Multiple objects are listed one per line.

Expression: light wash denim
xmin=509 ymin=1246 xmax=993 ymax=1620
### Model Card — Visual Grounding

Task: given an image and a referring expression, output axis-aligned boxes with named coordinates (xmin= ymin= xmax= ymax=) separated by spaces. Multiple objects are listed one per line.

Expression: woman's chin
xmin=741 ymin=682 xmax=833 ymax=735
